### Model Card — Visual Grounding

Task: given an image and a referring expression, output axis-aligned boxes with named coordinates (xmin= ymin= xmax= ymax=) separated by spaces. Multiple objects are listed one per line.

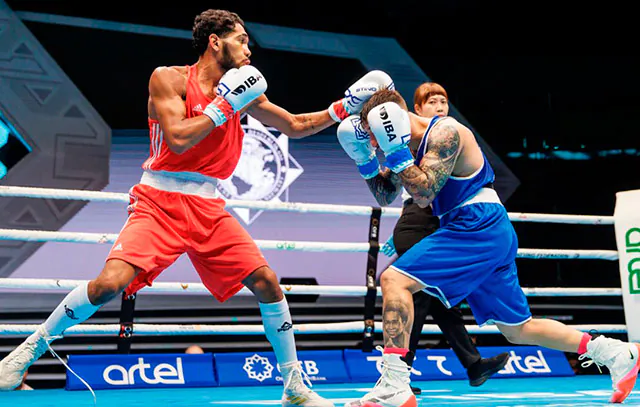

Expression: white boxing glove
xmin=328 ymin=70 xmax=394 ymax=122
xmin=337 ymin=115 xmax=380 ymax=179
xmin=367 ymin=102 xmax=413 ymax=173
xmin=203 ymin=65 xmax=267 ymax=127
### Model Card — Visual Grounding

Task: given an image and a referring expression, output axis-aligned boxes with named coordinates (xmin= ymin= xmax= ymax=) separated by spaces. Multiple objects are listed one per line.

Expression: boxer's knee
xmin=243 ymin=265 xmax=283 ymax=303
xmin=498 ymin=322 xmax=529 ymax=344
xmin=380 ymin=267 xmax=424 ymax=294
xmin=88 ymin=259 xmax=139 ymax=305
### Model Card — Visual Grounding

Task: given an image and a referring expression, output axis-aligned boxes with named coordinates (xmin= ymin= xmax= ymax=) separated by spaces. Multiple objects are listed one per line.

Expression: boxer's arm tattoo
xmin=383 ymin=300 xmax=412 ymax=349
xmin=365 ymin=168 xmax=402 ymax=206
xmin=301 ymin=114 xmax=315 ymax=131
xmin=398 ymin=124 xmax=460 ymax=208
xmin=286 ymin=111 xmax=337 ymax=138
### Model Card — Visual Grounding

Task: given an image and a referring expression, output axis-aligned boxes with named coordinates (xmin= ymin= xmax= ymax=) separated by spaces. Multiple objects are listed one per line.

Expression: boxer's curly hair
xmin=192 ymin=9 xmax=245 ymax=56
xmin=359 ymin=89 xmax=408 ymax=127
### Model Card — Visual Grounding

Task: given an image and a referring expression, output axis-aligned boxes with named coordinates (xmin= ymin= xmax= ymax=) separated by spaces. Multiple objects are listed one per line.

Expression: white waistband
xmin=438 ymin=187 xmax=502 ymax=219
xmin=139 ymin=170 xmax=220 ymax=199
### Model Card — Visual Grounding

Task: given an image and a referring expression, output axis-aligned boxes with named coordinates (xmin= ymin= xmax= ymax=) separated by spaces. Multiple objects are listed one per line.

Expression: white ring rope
xmin=0 ymin=228 xmax=620 ymax=260
xmin=0 ymin=278 xmax=623 ymax=297
xmin=0 ymin=185 xmax=626 ymax=338
xmin=0 ymin=280 xmax=626 ymax=336
xmin=0 ymin=323 xmax=628 ymax=336
xmin=0 ymin=229 xmax=369 ymax=253
xmin=507 ymin=212 xmax=613 ymax=225
xmin=0 ymin=185 xmax=615 ymax=224
xmin=516 ymin=249 xmax=618 ymax=260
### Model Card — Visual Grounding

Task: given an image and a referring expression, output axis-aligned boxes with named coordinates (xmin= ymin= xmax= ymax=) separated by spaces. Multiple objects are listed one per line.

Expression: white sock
xmin=43 ymin=282 xmax=101 ymax=336
xmin=259 ymin=298 xmax=298 ymax=369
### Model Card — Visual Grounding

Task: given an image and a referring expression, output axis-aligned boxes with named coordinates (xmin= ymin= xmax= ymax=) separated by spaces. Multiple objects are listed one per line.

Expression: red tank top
xmin=142 ymin=63 xmax=244 ymax=179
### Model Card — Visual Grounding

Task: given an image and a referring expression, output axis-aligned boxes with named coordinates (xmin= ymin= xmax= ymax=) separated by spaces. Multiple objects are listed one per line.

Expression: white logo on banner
xmin=274 ymin=360 xmax=323 ymax=382
xmin=217 ymin=115 xmax=303 ymax=225
xmin=302 ymin=360 xmax=320 ymax=375
xmin=103 ymin=357 xmax=185 ymax=385
xmin=498 ymin=350 xmax=551 ymax=374
xmin=427 ymin=355 xmax=452 ymax=376
xmin=243 ymin=354 xmax=274 ymax=382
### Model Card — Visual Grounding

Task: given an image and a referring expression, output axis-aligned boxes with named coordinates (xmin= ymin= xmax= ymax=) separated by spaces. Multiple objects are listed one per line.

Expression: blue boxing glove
xmin=366 ymin=102 xmax=413 ymax=173
xmin=337 ymin=115 xmax=381 ymax=179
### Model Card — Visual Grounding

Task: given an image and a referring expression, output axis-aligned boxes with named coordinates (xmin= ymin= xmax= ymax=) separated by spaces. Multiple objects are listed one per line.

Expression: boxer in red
xmin=0 ymin=9 xmax=393 ymax=406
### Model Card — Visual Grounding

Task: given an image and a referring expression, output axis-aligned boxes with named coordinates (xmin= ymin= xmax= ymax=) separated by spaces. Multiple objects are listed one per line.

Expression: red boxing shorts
xmin=106 ymin=184 xmax=268 ymax=302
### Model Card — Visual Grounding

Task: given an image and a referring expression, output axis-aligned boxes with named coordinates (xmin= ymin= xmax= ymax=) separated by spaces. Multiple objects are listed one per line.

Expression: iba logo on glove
xmin=218 ymin=75 xmax=264 ymax=97
xmin=377 ymin=106 xmax=397 ymax=142
xmin=231 ymin=75 xmax=263 ymax=96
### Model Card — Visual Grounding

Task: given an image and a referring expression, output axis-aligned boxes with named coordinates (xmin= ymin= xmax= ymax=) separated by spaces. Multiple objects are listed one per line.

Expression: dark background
xmin=1 ymin=1 xmax=637 ymax=387
xmin=6 ymin=0 xmax=639 ymax=290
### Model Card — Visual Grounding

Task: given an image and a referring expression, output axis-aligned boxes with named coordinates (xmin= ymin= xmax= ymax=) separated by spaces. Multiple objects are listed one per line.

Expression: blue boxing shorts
xmin=389 ymin=202 xmax=532 ymax=326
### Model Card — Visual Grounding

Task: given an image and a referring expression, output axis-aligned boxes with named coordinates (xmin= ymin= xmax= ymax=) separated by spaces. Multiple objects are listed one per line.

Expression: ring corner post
xmin=613 ymin=189 xmax=640 ymax=342
xmin=363 ymin=207 xmax=382 ymax=352
xmin=117 ymin=292 xmax=137 ymax=353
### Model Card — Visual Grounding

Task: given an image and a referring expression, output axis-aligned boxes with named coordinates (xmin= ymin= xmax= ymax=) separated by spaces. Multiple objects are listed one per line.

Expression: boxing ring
xmin=0 ymin=185 xmax=638 ymax=406
xmin=2 ymin=377 xmax=637 ymax=407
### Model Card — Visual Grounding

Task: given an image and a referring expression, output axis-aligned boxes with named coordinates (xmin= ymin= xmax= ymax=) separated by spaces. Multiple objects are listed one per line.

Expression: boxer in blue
xmin=339 ymin=82 xmax=510 ymax=394
xmin=341 ymin=88 xmax=640 ymax=407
